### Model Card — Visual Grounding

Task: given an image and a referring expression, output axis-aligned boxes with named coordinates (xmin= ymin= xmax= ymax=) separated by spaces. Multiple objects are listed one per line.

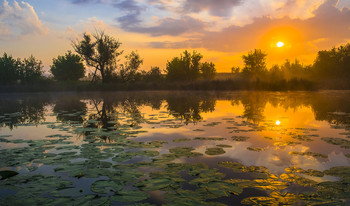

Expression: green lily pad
xmin=216 ymin=144 xmax=232 ymax=148
xmin=289 ymin=151 xmax=328 ymax=158
xmin=231 ymin=136 xmax=250 ymax=141
xmin=173 ymin=138 xmax=191 ymax=142
xmin=247 ymin=147 xmax=264 ymax=152
xmin=205 ymin=147 xmax=225 ymax=155
xmin=195 ymin=137 xmax=225 ymax=141
xmin=206 ymin=181 xmax=243 ymax=196
xmin=91 ymin=180 xmax=124 ymax=194
xmin=280 ymin=173 xmax=317 ymax=186
xmin=218 ymin=161 xmax=246 ymax=172
xmin=321 ymin=137 xmax=350 ymax=149
xmin=112 ymin=190 xmax=149 ymax=202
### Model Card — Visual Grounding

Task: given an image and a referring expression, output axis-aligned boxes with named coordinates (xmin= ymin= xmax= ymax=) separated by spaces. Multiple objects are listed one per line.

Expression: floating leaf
xmin=231 ymin=136 xmax=250 ymax=141
xmin=247 ymin=147 xmax=265 ymax=152
xmin=91 ymin=180 xmax=124 ymax=194
xmin=195 ymin=137 xmax=225 ymax=141
xmin=112 ymin=190 xmax=149 ymax=202
xmin=205 ymin=147 xmax=225 ymax=155
xmin=173 ymin=138 xmax=191 ymax=143
xmin=289 ymin=151 xmax=328 ymax=158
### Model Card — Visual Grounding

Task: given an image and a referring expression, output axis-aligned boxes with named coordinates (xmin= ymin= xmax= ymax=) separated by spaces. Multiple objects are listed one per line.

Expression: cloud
xmin=182 ymin=0 xmax=241 ymax=17
xmin=148 ymin=0 xmax=350 ymax=52
xmin=114 ymin=0 xmax=143 ymax=28
xmin=0 ymin=0 xmax=48 ymax=39
xmin=124 ymin=16 xmax=207 ymax=36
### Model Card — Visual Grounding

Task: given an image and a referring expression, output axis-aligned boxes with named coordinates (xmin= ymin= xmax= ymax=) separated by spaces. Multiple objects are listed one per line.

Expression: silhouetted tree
xmin=242 ymin=49 xmax=267 ymax=79
xmin=268 ymin=65 xmax=283 ymax=80
xmin=73 ymin=31 xmax=122 ymax=83
xmin=20 ymin=55 xmax=43 ymax=83
xmin=143 ymin=66 xmax=164 ymax=82
xmin=0 ymin=53 xmax=21 ymax=84
xmin=231 ymin=66 xmax=240 ymax=74
xmin=50 ymin=51 xmax=85 ymax=81
xmin=281 ymin=59 xmax=311 ymax=80
xmin=120 ymin=51 xmax=143 ymax=82
xmin=200 ymin=62 xmax=216 ymax=79
xmin=313 ymin=43 xmax=350 ymax=80
xmin=165 ymin=50 xmax=202 ymax=81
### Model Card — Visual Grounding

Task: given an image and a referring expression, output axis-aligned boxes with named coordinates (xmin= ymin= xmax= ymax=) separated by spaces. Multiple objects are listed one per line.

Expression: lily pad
xmin=91 ymin=180 xmax=124 ymax=194
xmin=205 ymin=147 xmax=225 ymax=155
xmin=195 ymin=137 xmax=225 ymax=141
xmin=112 ymin=190 xmax=149 ymax=202
xmin=231 ymin=136 xmax=250 ymax=141
xmin=247 ymin=147 xmax=264 ymax=152
xmin=289 ymin=151 xmax=328 ymax=158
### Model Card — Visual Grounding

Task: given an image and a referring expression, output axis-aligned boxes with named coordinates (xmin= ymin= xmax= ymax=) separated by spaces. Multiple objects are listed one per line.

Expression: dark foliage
xmin=50 ymin=51 xmax=85 ymax=81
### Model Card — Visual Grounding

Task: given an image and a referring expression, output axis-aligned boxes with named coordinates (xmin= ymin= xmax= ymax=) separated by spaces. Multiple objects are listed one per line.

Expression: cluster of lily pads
xmin=0 ymin=105 xmax=350 ymax=205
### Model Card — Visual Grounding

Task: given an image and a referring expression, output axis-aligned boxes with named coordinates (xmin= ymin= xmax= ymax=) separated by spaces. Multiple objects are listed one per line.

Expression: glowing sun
xmin=276 ymin=41 xmax=284 ymax=47
xmin=276 ymin=120 xmax=281 ymax=125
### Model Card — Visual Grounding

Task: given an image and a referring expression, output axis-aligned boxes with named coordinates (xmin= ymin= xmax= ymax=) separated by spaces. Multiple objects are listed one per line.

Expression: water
xmin=0 ymin=91 xmax=349 ymax=205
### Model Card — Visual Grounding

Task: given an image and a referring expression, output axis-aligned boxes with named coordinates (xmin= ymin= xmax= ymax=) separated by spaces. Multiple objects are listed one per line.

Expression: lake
xmin=0 ymin=91 xmax=349 ymax=205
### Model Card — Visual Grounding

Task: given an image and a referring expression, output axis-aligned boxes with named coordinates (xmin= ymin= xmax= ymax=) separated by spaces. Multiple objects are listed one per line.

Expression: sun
xmin=276 ymin=120 xmax=281 ymax=125
xmin=276 ymin=41 xmax=284 ymax=47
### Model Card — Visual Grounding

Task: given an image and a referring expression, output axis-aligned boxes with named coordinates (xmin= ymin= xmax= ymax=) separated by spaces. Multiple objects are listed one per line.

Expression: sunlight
xmin=276 ymin=120 xmax=281 ymax=125
xmin=276 ymin=41 xmax=284 ymax=47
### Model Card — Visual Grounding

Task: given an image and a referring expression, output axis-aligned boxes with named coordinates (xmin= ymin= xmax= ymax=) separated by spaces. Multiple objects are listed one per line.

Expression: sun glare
xmin=276 ymin=120 xmax=281 ymax=125
xmin=277 ymin=41 xmax=284 ymax=47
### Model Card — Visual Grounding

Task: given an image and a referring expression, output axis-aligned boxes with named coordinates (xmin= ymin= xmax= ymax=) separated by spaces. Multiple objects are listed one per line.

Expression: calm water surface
xmin=0 ymin=91 xmax=349 ymax=205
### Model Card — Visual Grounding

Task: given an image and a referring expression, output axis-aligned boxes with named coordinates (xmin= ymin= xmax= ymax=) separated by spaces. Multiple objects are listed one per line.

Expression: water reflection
xmin=0 ymin=91 xmax=350 ymax=205
xmin=1 ymin=91 xmax=350 ymax=129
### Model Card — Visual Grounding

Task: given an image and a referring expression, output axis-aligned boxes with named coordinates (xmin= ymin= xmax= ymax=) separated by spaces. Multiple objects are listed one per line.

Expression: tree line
xmin=231 ymin=44 xmax=350 ymax=83
xmin=1 ymin=30 xmax=349 ymax=88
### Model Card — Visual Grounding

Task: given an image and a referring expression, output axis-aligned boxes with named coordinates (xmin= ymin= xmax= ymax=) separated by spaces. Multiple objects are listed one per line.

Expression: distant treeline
xmin=1 ymin=30 xmax=349 ymax=91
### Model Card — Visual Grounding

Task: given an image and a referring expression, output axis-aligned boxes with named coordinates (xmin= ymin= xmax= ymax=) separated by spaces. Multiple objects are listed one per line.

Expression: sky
xmin=0 ymin=0 xmax=349 ymax=73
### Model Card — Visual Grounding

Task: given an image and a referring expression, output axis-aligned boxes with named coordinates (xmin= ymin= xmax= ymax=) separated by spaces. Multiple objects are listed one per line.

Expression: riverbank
xmin=0 ymin=78 xmax=324 ymax=92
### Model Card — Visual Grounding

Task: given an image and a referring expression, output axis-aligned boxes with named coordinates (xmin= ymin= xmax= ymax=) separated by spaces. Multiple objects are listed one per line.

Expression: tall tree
xmin=165 ymin=50 xmax=203 ymax=81
xmin=120 ymin=51 xmax=143 ymax=82
xmin=20 ymin=55 xmax=43 ymax=83
xmin=242 ymin=49 xmax=267 ymax=79
xmin=51 ymin=51 xmax=85 ymax=81
xmin=313 ymin=43 xmax=350 ymax=79
xmin=73 ymin=31 xmax=122 ymax=83
xmin=0 ymin=53 xmax=21 ymax=84
xmin=200 ymin=62 xmax=216 ymax=79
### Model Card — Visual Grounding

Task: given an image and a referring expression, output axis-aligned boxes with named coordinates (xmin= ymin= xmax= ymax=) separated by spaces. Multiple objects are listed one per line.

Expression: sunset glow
xmin=0 ymin=0 xmax=349 ymax=73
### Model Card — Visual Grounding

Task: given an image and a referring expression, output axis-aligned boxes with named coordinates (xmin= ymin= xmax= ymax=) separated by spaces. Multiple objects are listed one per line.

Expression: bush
xmin=50 ymin=51 xmax=85 ymax=81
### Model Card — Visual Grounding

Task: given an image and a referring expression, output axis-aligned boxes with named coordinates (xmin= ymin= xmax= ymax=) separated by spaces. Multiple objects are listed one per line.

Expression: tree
xmin=231 ymin=66 xmax=240 ymax=74
xmin=269 ymin=64 xmax=283 ymax=80
xmin=313 ymin=43 xmax=350 ymax=79
xmin=20 ymin=55 xmax=43 ymax=83
xmin=242 ymin=49 xmax=267 ymax=79
xmin=51 ymin=51 xmax=85 ymax=81
xmin=144 ymin=66 xmax=164 ymax=82
xmin=0 ymin=53 xmax=21 ymax=84
xmin=165 ymin=50 xmax=202 ymax=81
xmin=200 ymin=62 xmax=216 ymax=79
xmin=120 ymin=51 xmax=143 ymax=82
xmin=73 ymin=31 xmax=122 ymax=83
